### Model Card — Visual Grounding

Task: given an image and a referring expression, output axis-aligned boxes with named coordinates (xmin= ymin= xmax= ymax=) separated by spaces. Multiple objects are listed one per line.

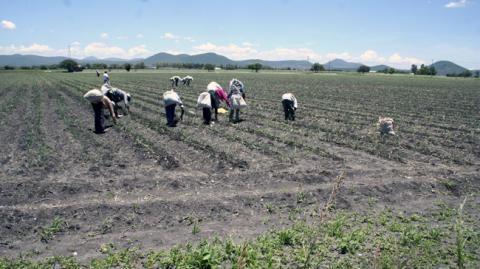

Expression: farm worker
xmin=182 ymin=76 xmax=193 ymax=86
xmin=227 ymin=78 xmax=247 ymax=123
xmin=207 ymin=81 xmax=230 ymax=121
xmin=281 ymin=93 xmax=298 ymax=121
xmin=197 ymin=92 xmax=213 ymax=125
xmin=163 ymin=89 xmax=184 ymax=127
xmin=103 ymin=71 xmax=110 ymax=85
xmin=83 ymin=89 xmax=117 ymax=134
xmin=170 ymin=76 xmax=181 ymax=87
xmin=378 ymin=117 xmax=396 ymax=135
xmin=103 ymin=85 xmax=132 ymax=117
xmin=96 ymin=69 xmax=100 ymax=77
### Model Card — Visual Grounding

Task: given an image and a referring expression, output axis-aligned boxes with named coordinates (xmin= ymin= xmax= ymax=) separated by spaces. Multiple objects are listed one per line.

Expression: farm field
xmin=0 ymin=70 xmax=479 ymax=267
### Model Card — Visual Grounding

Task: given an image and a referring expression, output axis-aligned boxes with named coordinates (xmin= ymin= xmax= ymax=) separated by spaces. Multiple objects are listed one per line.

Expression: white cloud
xmin=1 ymin=20 xmax=16 ymax=30
xmin=388 ymin=53 xmax=424 ymax=66
xmin=165 ymin=50 xmax=184 ymax=55
xmin=242 ymin=42 xmax=255 ymax=47
xmin=191 ymin=42 xmax=425 ymax=68
xmin=116 ymin=35 xmax=129 ymax=40
xmin=324 ymin=52 xmax=352 ymax=61
xmin=162 ymin=32 xmax=178 ymax=40
xmin=83 ymin=42 xmax=151 ymax=58
xmin=136 ymin=33 xmax=144 ymax=38
xmin=0 ymin=42 xmax=151 ymax=59
xmin=0 ymin=43 xmax=55 ymax=55
xmin=360 ymin=50 xmax=386 ymax=63
xmin=445 ymin=0 xmax=468 ymax=8
xmin=194 ymin=42 xmax=323 ymax=61
xmin=193 ymin=42 xmax=259 ymax=59
xmin=100 ymin=32 xmax=108 ymax=38
xmin=358 ymin=50 xmax=424 ymax=68
xmin=260 ymin=48 xmax=323 ymax=62
xmin=127 ymin=45 xmax=150 ymax=58
xmin=162 ymin=32 xmax=195 ymax=43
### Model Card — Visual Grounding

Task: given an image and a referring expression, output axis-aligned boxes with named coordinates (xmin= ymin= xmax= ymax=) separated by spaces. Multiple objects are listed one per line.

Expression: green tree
xmin=461 ymin=70 xmax=472 ymax=77
xmin=204 ymin=64 xmax=215 ymax=71
xmin=417 ymin=64 xmax=428 ymax=75
xmin=357 ymin=65 xmax=370 ymax=73
xmin=429 ymin=66 xmax=437 ymax=76
xmin=59 ymin=59 xmax=79 ymax=72
xmin=388 ymin=67 xmax=395 ymax=74
xmin=474 ymin=71 xmax=479 ymax=78
xmin=92 ymin=63 xmax=107 ymax=69
xmin=125 ymin=63 xmax=131 ymax=72
xmin=411 ymin=64 xmax=417 ymax=74
xmin=4 ymin=65 xmax=15 ymax=70
xmin=248 ymin=63 xmax=263 ymax=72
xmin=134 ymin=62 xmax=145 ymax=69
xmin=311 ymin=63 xmax=325 ymax=72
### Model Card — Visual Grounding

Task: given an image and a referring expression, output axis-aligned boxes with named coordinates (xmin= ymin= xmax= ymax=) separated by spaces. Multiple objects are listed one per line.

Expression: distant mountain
xmin=323 ymin=59 xmax=362 ymax=71
xmin=237 ymin=59 xmax=312 ymax=70
xmin=0 ymin=53 xmax=473 ymax=74
xmin=144 ymin=52 xmax=234 ymax=66
xmin=78 ymin=57 xmax=142 ymax=65
xmin=430 ymin=61 xmax=468 ymax=76
xmin=144 ymin=52 xmax=312 ymax=69
xmin=82 ymin=56 xmax=98 ymax=61
xmin=0 ymin=54 xmax=69 ymax=66
xmin=370 ymin=65 xmax=392 ymax=71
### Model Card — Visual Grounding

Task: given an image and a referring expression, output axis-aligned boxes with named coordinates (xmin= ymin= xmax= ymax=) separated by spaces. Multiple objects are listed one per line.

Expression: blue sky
xmin=1 ymin=0 xmax=479 ymax=68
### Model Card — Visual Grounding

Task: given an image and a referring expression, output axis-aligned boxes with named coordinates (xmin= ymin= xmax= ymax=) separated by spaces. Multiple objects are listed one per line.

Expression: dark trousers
xmin=282 ymin=99 xmax=295 ymax=121
xmin=165 ymin=104 xmax=177 ymax=127
xmin=172 ymin=79 xmax=179 ymax=87
xmin=203 ymin=107 xmax=212 ymax=124
xmin=92 ymin=102 xmax=105 ymax=133
xmin=229 ymin=109 xmax=240 ymax=122
xmin=209 ymin=90 xmax=219 ymax=121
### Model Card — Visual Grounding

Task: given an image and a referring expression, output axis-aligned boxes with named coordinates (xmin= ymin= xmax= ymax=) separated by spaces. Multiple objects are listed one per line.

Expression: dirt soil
xmin=0 ymin=72 xmax=479 ymax=261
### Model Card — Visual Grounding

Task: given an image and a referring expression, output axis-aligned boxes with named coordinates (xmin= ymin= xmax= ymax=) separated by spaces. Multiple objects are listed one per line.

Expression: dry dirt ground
xmin=0 ymin=71 xmax=478 ymax=261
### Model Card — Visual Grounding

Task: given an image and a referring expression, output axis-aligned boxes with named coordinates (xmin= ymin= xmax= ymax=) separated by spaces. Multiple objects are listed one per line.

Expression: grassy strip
xmin=19 ymin=79 xmax=54 ymax=170
xmin=61 ymin=80 xmax=250 ymax=168
xmin=59 ymin=76 xmax=477 ymax=165
xmin=1 ymin=205 xmax=478 ymax=268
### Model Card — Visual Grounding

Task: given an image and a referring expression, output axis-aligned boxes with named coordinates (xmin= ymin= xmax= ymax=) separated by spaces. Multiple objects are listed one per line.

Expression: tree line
xmin=2 ymin=60 xmax=274 ymax=73
xmin=4 ymin=59 xmax=478 ymax=78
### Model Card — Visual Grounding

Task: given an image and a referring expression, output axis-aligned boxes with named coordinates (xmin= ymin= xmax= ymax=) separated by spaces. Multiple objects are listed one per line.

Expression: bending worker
xmin=228 ymin=78 xmax=246 ymax=123
xmin=163 ymin=89 xmax=184 ymax=127
xmin=84 ymin=88 xmax=117 ymax=134
xmin=281 ymin=92 xmax=297 ymax=121
xmin=170 ymin=76 xmax=181 ymax=87
xmin=207 ymin=81 xmax=230 ymax=121
xmin=182 ymin=76 xmax=193 ymax=86
xmin=103 ymin=71 xmax=110 ymax=85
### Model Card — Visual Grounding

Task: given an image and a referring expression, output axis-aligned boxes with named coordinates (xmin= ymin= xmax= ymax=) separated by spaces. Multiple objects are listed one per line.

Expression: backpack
xmin=84 ymin=89 xmax=104 ymax=103
xmin=163 ymin=90 xmax=181 ymax=106
xmin=230 ymin=94 xmax=247 ymax=109
xmin=378 ymin=117 xmax=395 ymax=135
xmin=197 ymin=92 xmax=212 ymax=108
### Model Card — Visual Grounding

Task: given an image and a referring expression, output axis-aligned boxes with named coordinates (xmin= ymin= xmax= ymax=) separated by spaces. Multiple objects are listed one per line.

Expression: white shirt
xmin=163 ymin=90 xmax=183 ymax=106
xmin=282 ymin=93 xmax=298 ymax=109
